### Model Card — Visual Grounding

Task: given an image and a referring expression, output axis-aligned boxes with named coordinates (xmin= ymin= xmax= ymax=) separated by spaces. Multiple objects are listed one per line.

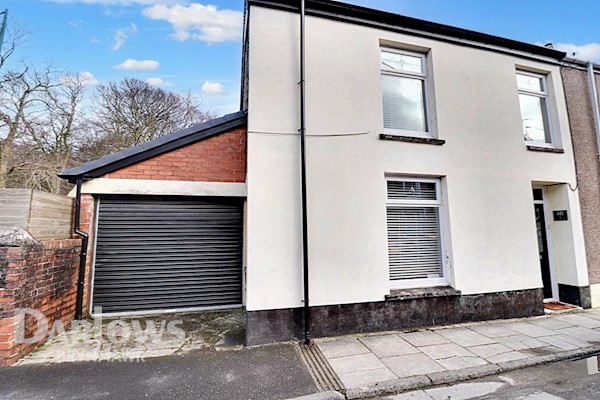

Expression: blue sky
xmin=2 ymin=0 xmax=599 ymax=117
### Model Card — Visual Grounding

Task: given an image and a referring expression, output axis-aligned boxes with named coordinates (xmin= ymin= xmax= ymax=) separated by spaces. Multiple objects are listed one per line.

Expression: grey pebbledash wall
xmin=245 ymin=288 xmax=544 ymax=346
xmin=560 ymin=67 xmax=600 ymax=286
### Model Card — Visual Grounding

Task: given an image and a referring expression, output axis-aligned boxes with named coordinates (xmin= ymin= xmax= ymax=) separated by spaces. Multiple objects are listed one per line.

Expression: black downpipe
xmin=74 ymin=177 xmax=90 ymax=320
xmin=299 ymin=0 xmax=311 ymax=345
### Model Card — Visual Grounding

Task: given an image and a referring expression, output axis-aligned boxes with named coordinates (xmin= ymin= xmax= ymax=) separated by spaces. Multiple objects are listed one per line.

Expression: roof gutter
xmin=299 ymin=0 xmax=311 ymax=345
xmin=248 ymin=0 xmax=566 ymax=65
xmin=588 ymin=62 xmax=600 ymax=159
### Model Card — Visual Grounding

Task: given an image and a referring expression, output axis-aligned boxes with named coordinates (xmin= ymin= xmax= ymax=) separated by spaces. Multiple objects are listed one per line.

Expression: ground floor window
xmin=386 ymin=177 xmax=445 ymax=288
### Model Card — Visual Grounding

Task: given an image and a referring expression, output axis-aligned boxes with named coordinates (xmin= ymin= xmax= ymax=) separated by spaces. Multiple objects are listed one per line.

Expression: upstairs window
xmin=516 ymin=72 xmax=552 ymax=145
xmin=380 ymin=48 xmax=429 ymax=136
xmin=386 ymin=178 xmax=445 ymax=288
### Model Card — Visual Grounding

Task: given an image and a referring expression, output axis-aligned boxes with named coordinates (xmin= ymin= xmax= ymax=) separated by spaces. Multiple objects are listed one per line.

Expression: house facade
xmin=242 ymin=0 xmax=589 ymax=344
xmin=60 ymin=0 xmax=593 ymax=346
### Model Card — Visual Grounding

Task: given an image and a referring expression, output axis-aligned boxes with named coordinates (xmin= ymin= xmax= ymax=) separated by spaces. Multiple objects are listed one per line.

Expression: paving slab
xmin=435 ymin=328 xmax=497 ymax=347
xmin=486 ymin=351 xmax=528 ymax=364
xmin=469 ymin=324 xmax=520 ymax=338
xmin=382 ymin=353 xmax=446 ymax=378
xmin=360 ymin=335 xmax=420 ymax=358
xmin=338 ymin=367 xmax=398 ymax=388
xmin=468 ymin=343 xmax=514 ymax=359
xmin=328 ymin=353 xmax=387 ymax=375
xmin=556 ymin=326 xmax=600 ymax=343
xmin=400 ymin=331 xmax=450 ymax=347
xmin=528 ymin=318 xmax=574 ymax=331
xmin=502 ymin=322 xmax=559 ymax=338
xmin=554 ymin=314 xmax=600 ymax=329
xmin=538 ymin=335 xmax=584 ymax=351
xmin=435 ymin=356 xmax=488 ymax=371
xmin=319 ymin=339 xmax=371 ymax=359
xmin=418 ymin=343 xmax=476 ymax=360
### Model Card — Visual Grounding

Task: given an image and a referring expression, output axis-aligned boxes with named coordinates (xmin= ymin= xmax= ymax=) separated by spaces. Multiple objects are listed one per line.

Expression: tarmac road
xmin=0 ymin=343 xmax=318 ymax=400
xmin=376 ymin=355 xmax=600 ymax=400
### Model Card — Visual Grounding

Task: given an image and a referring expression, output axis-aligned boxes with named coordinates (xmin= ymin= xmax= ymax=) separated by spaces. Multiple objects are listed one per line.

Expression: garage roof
xmin=59 ymin=110 xmax=247 ymax=184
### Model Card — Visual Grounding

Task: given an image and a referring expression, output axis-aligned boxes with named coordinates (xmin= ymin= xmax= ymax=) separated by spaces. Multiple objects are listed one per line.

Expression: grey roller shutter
xmin=93 ymin=195 xmax=243 ymax=314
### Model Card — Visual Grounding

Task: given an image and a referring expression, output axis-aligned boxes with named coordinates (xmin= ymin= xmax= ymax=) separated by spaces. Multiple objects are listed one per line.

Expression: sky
xmin=1 ymin=0 xmax=599 ymax=117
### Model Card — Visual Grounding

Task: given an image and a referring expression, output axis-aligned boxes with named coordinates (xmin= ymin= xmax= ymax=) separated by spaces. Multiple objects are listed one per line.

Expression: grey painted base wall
xmin=246 ymin=288 xmax=545 ymax=346
xmin=558 ymin=284 xmax=591 ymax=308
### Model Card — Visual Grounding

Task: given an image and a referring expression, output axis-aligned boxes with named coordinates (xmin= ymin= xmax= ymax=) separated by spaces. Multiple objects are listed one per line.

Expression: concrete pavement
xmin=316 ymin=309 xmax=600 ymax=398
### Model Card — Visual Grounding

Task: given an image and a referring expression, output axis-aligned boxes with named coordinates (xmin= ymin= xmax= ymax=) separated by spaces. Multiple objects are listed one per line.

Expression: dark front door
xmin=534 ymin=203 xmax=553 ymax=299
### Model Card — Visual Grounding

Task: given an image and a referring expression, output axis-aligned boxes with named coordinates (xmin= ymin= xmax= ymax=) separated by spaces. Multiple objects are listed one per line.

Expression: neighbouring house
xmin=559 ymin=59 xmax=600 ymax=307
xmin=59 ymin=0 xmax=593 ymax=346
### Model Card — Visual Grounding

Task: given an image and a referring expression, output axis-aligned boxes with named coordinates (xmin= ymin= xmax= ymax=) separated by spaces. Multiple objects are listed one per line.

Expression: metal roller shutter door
xmin=93 ymin=195 xmax=243 ymax=314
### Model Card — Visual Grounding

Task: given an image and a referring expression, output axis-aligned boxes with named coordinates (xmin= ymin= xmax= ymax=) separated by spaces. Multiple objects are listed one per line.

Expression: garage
xmin=92 ymin=195 xmax=244 ymax=315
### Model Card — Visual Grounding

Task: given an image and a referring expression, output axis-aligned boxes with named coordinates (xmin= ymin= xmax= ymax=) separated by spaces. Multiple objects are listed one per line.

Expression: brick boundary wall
xmin=0 ymin=239 xmax=82 ymax=365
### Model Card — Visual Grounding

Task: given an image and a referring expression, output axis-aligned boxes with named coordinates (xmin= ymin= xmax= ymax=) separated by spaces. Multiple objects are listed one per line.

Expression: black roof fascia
xmin=248 ymin=0 xmax=566 ymax=61
xmin=59 ymin=110 xmax=247 ymax=183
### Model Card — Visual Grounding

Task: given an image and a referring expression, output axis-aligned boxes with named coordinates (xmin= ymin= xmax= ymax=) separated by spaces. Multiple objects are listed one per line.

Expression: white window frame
xmin=380 ymin=48 xmax=431 ymax=138
xmin=386 ymin=176 xmax=447 ymax=289
xmin=516 ymin=70 xmax=554 ymax=147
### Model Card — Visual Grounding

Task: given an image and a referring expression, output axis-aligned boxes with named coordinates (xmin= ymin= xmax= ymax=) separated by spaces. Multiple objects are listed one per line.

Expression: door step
xmin=544 ymin=301 xmax=582 ymax=314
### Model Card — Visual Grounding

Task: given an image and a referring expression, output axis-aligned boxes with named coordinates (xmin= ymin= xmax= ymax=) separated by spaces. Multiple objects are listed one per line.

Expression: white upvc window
xmin=380 ymin=48 xmax=430 ymax=137
xmin=386 ymin=177 xmax=446 ymax=289
xmin=516 ymin=71 xmax=553 ymax=146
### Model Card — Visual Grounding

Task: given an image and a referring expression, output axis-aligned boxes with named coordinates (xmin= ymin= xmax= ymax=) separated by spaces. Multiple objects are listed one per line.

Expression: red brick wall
xmin=0 ymin=239 xmax=82 ymax=365
xmin=79 ymin=194 xmax=96 ymax=316
xmin=104 ymin=127 xmax=246 ymax=182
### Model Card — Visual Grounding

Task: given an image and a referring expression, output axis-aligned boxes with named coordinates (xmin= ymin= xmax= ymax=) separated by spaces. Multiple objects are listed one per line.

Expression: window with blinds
xmin=386 ymin=178 xmax=445 ymax=288
xmin=380 ymin=48 xmax=429 ymax=135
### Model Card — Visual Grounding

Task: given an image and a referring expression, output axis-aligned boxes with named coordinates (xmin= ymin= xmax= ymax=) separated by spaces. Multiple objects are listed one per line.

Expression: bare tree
xmin=0 ymin=23 xmax=28 ymax=71
xmin=0 ymin=66 xmax=58 ymax=188
xmin=91 ymin=78 xmax=214 ymax=152
xmin=9 ymin=72 xmax=87 ymax=194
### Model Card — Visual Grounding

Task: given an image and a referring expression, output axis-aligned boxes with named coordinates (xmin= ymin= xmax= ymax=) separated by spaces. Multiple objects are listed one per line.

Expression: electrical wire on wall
xmin=248 ymin=130 xmax=370 ymax=137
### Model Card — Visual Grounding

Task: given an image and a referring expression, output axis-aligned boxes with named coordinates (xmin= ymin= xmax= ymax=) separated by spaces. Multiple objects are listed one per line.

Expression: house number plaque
xmin=553 ymin=210 xmax=568 ymax=221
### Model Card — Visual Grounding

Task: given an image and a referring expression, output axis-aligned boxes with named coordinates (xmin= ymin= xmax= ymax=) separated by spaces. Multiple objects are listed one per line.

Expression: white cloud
xmin=143 ymin=3 xmax=243 ymax=43
xmin=60 ymin=71 xmax=99 ymax=87
xmin=113 ymin=30 xmax=127 ymax=50
xmin=80 ymin=71 xmax=100 ymax=86
xmin=554 ymin=42 xmax=600 ymax=62
xmin=113 ymin=23 xmax=137 ymax=51
xmin=146 ymin=77 xmax=172 ymax=87
xmin=114 ymin=58 xmax=160 ymax=70
xmin=202 ymin=81 xmax=226 ymax=95
xmin=48 ymin=0 xmax=183 ymax=5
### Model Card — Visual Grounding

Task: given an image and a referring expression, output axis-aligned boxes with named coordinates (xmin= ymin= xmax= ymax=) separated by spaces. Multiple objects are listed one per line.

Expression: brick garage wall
xmin=0 ymin=239 xmax=82 ymax=365
xmin=78 ymin=126 xmax=247 ymax=316
xmin=104 ymin=127 xmax=246 ymax=182
xmin=79 ymin=194 xmax=96 ymax=316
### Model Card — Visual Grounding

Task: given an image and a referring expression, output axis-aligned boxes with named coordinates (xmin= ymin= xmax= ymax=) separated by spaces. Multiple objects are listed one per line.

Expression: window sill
xmin=380 ymin=134 xmax=445 ymax=146
xmin=385 ymin=286 xmax=461 ymax=301
xmin=526 ymin=145 xmax=564 ymax=154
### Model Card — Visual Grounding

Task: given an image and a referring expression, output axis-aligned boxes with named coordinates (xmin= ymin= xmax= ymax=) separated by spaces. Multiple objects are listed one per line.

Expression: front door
xmin=533 ymin=188 xmax=557 ymax=300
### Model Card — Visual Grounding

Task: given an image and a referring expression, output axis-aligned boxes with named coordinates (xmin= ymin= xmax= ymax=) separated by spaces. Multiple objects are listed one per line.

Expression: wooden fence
xmin=0 ymin=189 xmax=73 ymax=240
